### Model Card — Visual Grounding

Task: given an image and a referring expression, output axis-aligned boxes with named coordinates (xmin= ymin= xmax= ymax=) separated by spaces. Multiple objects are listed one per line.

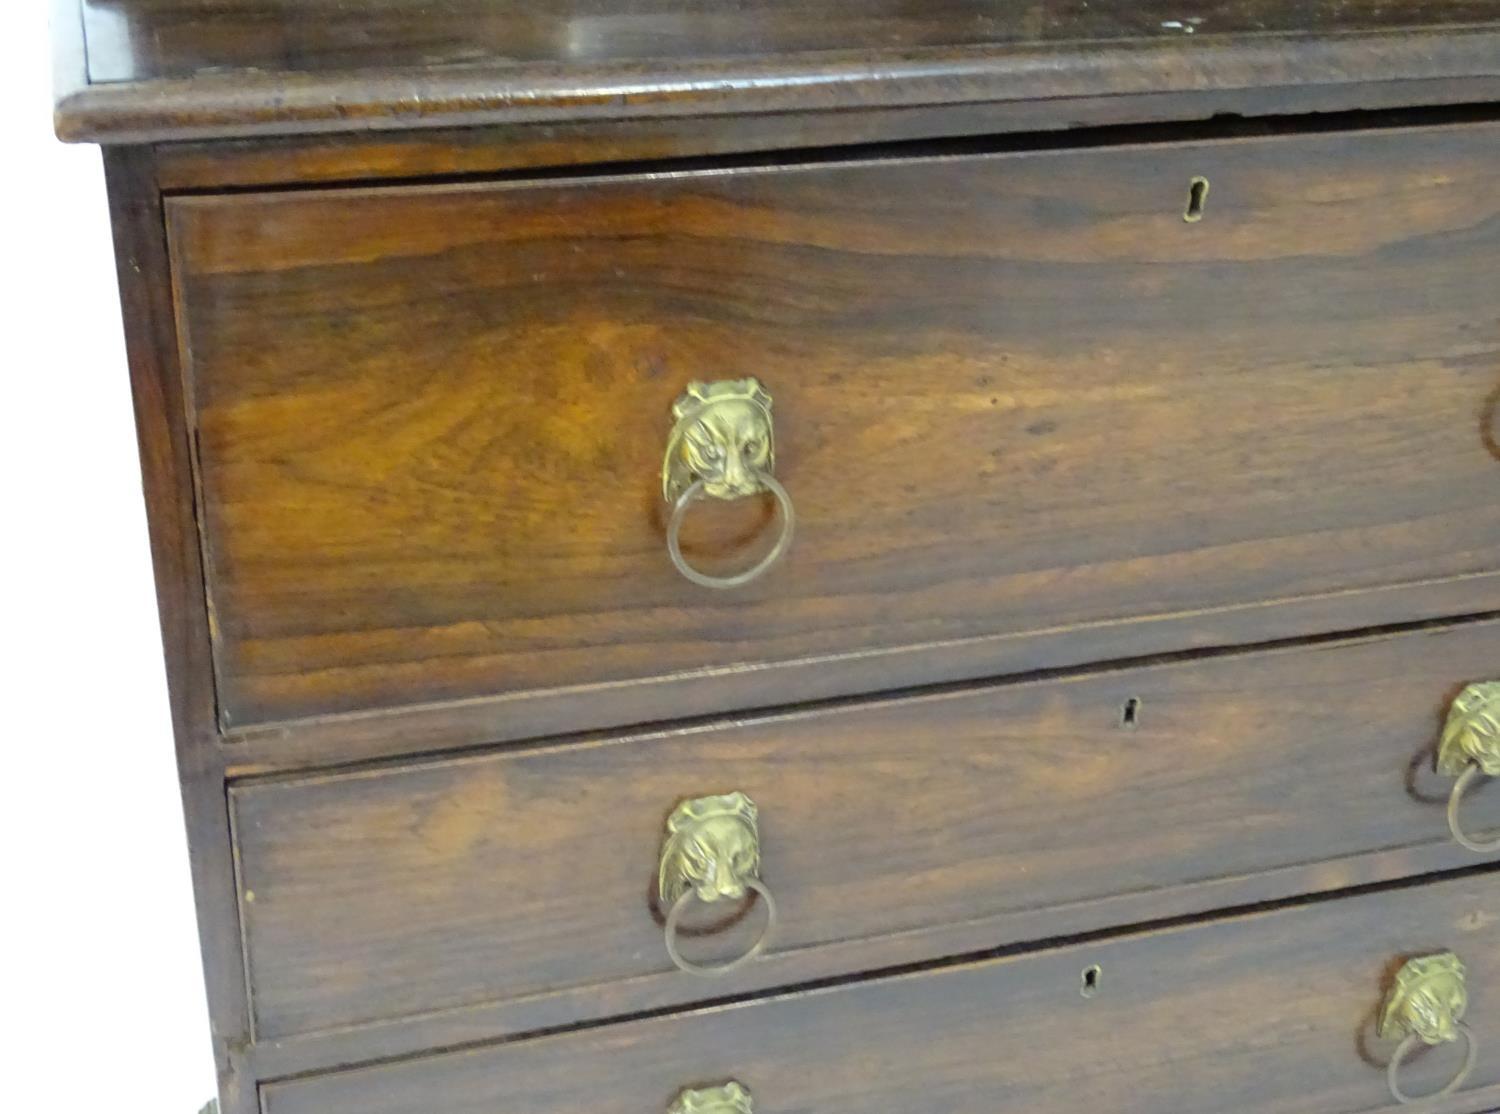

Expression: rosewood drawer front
xmin=259 ymin=871 xmax=1500 ymax=1114
xmin=167 ymin=123 xmax=1500 ymax=741
xmin=230 ymin=620 xmax=1499 ymax=1045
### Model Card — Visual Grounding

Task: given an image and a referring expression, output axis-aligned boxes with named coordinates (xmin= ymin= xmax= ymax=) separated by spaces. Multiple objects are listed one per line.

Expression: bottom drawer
xmin=262 ymin=871 xmax=1500 ymax=1114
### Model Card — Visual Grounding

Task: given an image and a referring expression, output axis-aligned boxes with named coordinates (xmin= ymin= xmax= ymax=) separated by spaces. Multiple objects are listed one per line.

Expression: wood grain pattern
xmin=80 ymin=0 xmax=1500 ymax=84
xmin=103 ymin=148 xmax=256 ymax=1114
xmin=67 ymin=4 xmax=1500 ymax=1109
xmin=234 ymin=841 xmax=1492 ymax=1082
xmin=259 ymin=870 xmax=1500 ymax=1114
xmin=231 ymin=619 xmax=1500 ymax=1043
xmin=169 ymin=123 xmax=1500 ymax=736
xmin=53 ymin=3 xmax=1500 ymax=142
xmin=217 ymin=576 xmax=1500 ymax=776
xmin=151 ymin=99 xmax=1500 ymax=193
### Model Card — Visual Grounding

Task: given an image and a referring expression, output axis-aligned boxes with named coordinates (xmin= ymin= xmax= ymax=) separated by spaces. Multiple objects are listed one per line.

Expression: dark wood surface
xmin=79 ymin=0 xmax=1500 ymax=84
xmin=239 ymin=842 xmax=1491 ymax=1082
xmin=260 ymin=870 xmax=1500 ymax=1114
xmin=168 ymin=123 xmax=1500 ymax=739
xmin=231 ymin=619 xmax=1500 ymax=1045
xmin=151 ymin=102 xmax=1500 ymax=193
xmin=53 ymin=2 xmax=1500 ymax=142
xmin=102 ymin=148 xmax=256 ymax=1114
xmin=63 ymin=6 xmax=1500 ymax=1109
xmin=220 ymin=578 xmax=1500 ymax=776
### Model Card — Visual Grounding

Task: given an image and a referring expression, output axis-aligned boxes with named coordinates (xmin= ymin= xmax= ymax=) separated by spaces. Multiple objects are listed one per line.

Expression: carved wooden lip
xmin=53 ymin=16 xmax=1500 ymax=145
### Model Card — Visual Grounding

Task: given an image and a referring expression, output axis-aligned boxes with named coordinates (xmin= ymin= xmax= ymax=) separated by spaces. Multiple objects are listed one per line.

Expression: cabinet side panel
xmin=102 ymin=145 xmax=253 ymax=1114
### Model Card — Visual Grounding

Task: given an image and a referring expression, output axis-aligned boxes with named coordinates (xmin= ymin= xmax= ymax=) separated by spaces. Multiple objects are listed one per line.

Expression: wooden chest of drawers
xmin=54 ymin=2 xmax=1500 ymax=1111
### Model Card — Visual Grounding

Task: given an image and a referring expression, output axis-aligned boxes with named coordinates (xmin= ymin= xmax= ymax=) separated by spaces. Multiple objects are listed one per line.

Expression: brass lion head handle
xmin=662 ymin=379 xmax=794 ymax=590
xmin=1378 ymin=952 xmax=1478 ymax=1104
xmin=1437 ymin=682 xmax=1500 ymax=854
xmin=664 ymin=379 xmax=775 ymax=503
xmin=657 ymin=792 xmax=777 ymax=977
xmin=668 ymin=1082 xmax=754 ymax=1114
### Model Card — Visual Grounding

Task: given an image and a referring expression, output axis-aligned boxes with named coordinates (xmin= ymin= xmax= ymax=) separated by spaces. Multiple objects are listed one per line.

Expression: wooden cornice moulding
xmin=53 ymin=1 xmax=1500 ymax=144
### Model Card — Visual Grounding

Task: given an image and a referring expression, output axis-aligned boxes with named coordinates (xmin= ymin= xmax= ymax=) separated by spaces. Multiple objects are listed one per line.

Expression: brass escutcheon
xmin=668 ymin=1082 xmax=754 ymax=1114
xmin=1437 ymin=682 xmax=1500 ymax=854
xmin=657 ymin=792 xmax=777 ymax=977
xmin=1378 ymin=952 xmax=1479 ymax=1105
xmin=661 ymin=378 xmax=793 ymax=589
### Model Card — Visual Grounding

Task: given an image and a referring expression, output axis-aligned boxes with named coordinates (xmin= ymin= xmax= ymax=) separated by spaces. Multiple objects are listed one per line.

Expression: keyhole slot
xmin=1120 ymin=697 xmax=1142 ymax=729
xmin=1184 ymin=176 xmax=1210 ymax=223
xmin=1081 ymin=964 xmax=1103 ymax=998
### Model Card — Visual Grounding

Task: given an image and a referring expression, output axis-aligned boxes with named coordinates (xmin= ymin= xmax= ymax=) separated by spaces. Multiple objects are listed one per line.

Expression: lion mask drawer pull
xmin=1379 ymin=951 xmax=1479 ymax=1104
xmin=658 ymin=792 xmax=777 ymax=976
xmin=669 ymin=1082 xmax=754 ymax=1114
xmin=1437 ymin=682 xmax=1500 ymax=854
xmin=662 ymin=379 xmax=794 ymax=589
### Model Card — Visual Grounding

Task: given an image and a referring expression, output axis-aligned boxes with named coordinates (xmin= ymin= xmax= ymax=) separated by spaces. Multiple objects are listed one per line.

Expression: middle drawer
xmin=231 ymin=618 xmax=1498 ymax=1047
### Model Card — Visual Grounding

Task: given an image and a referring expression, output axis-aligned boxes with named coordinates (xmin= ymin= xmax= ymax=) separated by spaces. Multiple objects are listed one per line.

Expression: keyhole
xmin=1120 ymin=697 xmax=1142 ymax=729
xmin=1184 ymin=176 xmax=1210 ymax=223
xmin=1081 ymin=964 xmax=1103 ymax=998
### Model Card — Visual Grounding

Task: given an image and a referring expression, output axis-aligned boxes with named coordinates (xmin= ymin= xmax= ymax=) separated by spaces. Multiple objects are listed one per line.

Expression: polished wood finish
xmin=80 ymin=0 xmax=1500 ymax=83
xmin=238 ymin=840 xmax=1491 ymax=1083
xmin=170 ymin=123 xmax=1500 ymax=738
xmin=232 ymin=619 xmax=1500 ymax=1045
xmin=55 ymin=5 xmax=1500 ymax=1111
xmin=54 ymin=2 xmax=1500 ymax=142
xmin=102 ymin=147 xmax=256 ymax=1114
xmin=151 ymin=102 xmax=1500 ymax=193
xmin=219 ymin=577 xmax=1500 ymax=776
xmin=260 ymin=870 xmax=1500 ymax=1114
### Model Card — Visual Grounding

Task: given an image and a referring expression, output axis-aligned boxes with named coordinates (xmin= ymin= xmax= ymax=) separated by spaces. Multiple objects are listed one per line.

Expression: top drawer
xmin=167 ymin=124 xmax=1500 ymax=736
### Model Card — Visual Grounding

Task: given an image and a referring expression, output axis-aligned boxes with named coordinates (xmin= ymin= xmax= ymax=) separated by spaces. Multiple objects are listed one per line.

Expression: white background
xmin=6 ymin=5 xmax=218 ymax=1109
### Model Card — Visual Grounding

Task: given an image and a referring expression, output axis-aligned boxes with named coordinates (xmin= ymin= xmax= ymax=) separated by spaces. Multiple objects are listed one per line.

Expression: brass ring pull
xmin=664 ymin=877 xmax=777 ymax=977
xmin=658 ymin=792 xmax=777 ymax=978
xmin=662 ymin=378 xmax=793 ymax=590
xmin=1436 ymin=682 xmax=1500 ymax=855
xmin=1447 ymin=762 xmax=1500 ymax=854
xmin=1379 ymin=952 xmax=1478 ymax=1106
xmin=667 ymin=474 xmax=795 ymax=590
xmin=1388 ymin=1024 xmax=1478 ymax=1105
